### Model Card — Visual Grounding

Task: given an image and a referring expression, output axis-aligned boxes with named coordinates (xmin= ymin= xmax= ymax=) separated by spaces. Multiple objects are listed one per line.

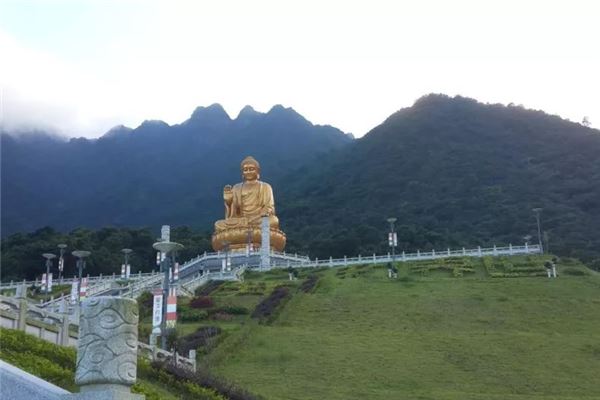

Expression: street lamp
xmin=152 ymin=240 xmax=184 ymax=350
xmin=57 ymin=244 xmax=67 ymax=282
xmin=532 ymin=208 xmax=543 ymax=254
xmin=387 ymin=217 xmax=397 ymax=263
xmin=42 ymin=253 xmax=57 ymax=300
xmin=121 ymin=248 xmax=133 ymax=279
xmin=72 ymin=250 xmax=91 ymax=303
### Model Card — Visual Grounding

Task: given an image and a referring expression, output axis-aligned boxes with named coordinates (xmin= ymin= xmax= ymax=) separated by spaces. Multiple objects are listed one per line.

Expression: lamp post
xmin=121 ymin=248 xmax=133 ymax=279
xmin=532 ymin=208 xmax=543 ymax=254
xmin=57 ymin=244 xmax=67 ymax=282
xmin=72 ymin=250 xmax=91 ymax=303
xmin=42 ymin=253 xmax=56 ymax=300
xmin=152 ymin=240 xmax=183 ymax=350
xmin=387 ymin=217 xmax=397 ymax=263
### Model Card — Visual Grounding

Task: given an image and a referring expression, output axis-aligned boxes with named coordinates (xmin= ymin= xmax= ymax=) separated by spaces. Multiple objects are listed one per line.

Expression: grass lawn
xmin=207 ymin=257 xmax=600 ymax=399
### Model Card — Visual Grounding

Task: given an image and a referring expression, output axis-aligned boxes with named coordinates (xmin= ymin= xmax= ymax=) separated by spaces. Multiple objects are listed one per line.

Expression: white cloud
xmin=1 ymin=0 xmax=599 ymax=138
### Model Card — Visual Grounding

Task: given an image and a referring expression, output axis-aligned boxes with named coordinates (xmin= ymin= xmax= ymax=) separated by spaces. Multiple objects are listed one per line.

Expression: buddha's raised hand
xmin=223 ymin=185 xmax=233 ymax=204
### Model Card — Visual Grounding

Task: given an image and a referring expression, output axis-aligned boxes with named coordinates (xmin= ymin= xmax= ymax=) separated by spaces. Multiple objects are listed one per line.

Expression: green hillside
xmin=280 ymin=95 xmax=600 ymax=264
xmin=192 ymin=256 xmax=600 ymax=400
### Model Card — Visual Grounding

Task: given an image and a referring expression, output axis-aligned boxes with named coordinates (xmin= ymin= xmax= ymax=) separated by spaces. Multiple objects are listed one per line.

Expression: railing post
xmin=344 ymin=255 xmax=347 ymax=266
xmin=447 ymin=248 xmax=451 ymax=256
xmin=189 ymin=349 xmax=197 ymax=372
xmin=478 ymin=246 xmax=482 ymax=257
xmin=17 ymin=299 xmax=28 ymax=331
xmin=358 ymin=254 xmax=362 ymax=262
xmin=329 ymin=256 xmax=333 ymax=266
xmin=509 ymin=243 xmax=513 ymax=255
xmin=525 ymin=242 xmax=529 ymax=252
xmin=417 ymin=250 xmax=420 ymax=259
xmin=402 ymin=251 xmax=406 ymax=261
xmin=60 ymin=312 xmax=70 ymax=346
xmin=462 ymin=247 xmax=466 ymax=256
xmin=432 ymin=249 xmax=435 ymax=257
xmin=493 ymin=244 xmax=498 ymax=256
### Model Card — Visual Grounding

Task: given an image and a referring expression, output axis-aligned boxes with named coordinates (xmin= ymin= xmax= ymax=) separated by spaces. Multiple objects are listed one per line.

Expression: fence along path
xmin=0 ymin=294 xmax=196 ymax=371
xmin=2 ymin=244 xmax=542 ymax=293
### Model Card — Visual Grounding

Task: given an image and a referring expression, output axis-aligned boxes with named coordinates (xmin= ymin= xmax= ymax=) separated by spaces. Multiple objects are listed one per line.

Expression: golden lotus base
xmin=212 ymin=226 xmax=286 ymax=252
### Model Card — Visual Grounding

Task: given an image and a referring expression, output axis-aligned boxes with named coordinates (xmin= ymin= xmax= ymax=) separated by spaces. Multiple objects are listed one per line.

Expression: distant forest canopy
xmin=2 ymin=94 xmax=600 ymax=280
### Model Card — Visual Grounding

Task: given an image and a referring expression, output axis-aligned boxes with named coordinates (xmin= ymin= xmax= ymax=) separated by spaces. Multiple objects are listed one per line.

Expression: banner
xmin=152 ymin=289 xmax=163 ymax=328
xmin=166 ymin=286 xmax=177 ymax=328
xmin=126 ymin=264 xmax=131 ymax=279
xmin=58 ymin=258 xmax=64 ymax=272
xmin=173 ymin=262 xmax=179 ymax=281
xmin=121 ymin=264 xmax=126 ymax=279
xmin=156 ymin=252 xmax=161 ymax=266
xmin=388 ymin=233 xmax=398 ymax=247
xmin=79 ymin=277 xmax=88 ymax=300
xmin=40 ymin=273 xmax=53 ymax=291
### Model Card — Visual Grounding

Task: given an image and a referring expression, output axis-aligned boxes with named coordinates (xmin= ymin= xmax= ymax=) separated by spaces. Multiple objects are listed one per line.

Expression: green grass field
xmin=202 ymin=256 xmax=600 ymax=400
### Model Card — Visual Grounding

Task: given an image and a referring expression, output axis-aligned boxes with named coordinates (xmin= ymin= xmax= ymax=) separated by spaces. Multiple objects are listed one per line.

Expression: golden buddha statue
xmin=212 ymin=156 xmax=286 ymax=252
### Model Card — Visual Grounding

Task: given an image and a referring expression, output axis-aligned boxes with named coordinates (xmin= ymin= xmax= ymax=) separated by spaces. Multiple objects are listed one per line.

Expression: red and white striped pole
xmin=166 ymin=286 xmax=177 ymax=329
xmin=79 ymin=277 xmax=88 ymax=300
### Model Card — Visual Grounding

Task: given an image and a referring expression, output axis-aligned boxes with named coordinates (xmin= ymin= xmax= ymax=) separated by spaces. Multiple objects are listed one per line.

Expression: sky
xmin=0 ymin=0 xmax=599 ymax=138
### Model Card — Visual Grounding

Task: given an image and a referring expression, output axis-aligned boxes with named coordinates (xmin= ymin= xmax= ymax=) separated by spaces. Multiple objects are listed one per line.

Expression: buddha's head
xmin=241 ymin=156 xmax=260 ymax=182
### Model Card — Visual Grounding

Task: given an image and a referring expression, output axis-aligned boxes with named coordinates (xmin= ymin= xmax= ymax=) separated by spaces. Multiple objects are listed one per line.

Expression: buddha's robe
xmin=215 ymin=181 xmax=279 ymax=232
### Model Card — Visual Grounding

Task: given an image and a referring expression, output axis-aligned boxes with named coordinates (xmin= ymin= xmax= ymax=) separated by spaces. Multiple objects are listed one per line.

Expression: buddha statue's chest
xmin=240 ymin=183 xmax=261 ymax=205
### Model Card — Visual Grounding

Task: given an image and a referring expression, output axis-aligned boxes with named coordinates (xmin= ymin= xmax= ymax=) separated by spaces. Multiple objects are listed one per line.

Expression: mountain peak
xmin=266 ymin=104 xmax=310 ymax=125
xmin=190 ymin=103 xmax=231 ymax=122
xmin=236 ymin=105 xmax=262 ymax=119
xmin=102 ymin=125 xmax=133 ymax=138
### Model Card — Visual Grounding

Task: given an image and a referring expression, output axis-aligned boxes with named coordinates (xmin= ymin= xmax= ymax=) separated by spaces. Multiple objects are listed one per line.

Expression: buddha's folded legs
xmin=214 ymin=215 xmax=279 ymax=233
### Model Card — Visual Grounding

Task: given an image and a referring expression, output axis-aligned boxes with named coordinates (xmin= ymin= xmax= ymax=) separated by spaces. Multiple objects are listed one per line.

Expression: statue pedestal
xmin=212 ymin=226 xmax=286 ymax=252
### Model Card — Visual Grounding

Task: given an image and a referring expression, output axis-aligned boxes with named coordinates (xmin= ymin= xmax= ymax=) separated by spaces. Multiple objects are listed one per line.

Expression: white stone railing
xmin=288 ymin=244 xmax=542 ymax=269
xmin=0 ymin=295 xmax=196 ymax=371
xmin=0 ymin=271 xmax=157 ymax=290
xmin=2 ymin=244 xmax=541 ymax=295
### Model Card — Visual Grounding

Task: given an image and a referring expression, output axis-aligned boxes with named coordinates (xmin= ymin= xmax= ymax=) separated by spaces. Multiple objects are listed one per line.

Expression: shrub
xmin=214 ymin=306 xmax=249 ymax=315
xmin=195 ymin=280 xmax=225 ymax=296
xmin=251 ymin=286 xmax=290 ymax=322
xmin=562 ymin=267 xmax=587 ymax=276
xmin=180 ymin=308 xmax=209 ymax=322
xmin=299 ymin=274 xmax=319 ymax=293
xmin=190 ymin=296 xmax=214 ymax=309
xmin=153 ymin=361 xmax=259 ymax=400
xmin=177 ymin=326 xmax=221 ymax=354
xmin=137 ymin=291 xmax=154 ymax=319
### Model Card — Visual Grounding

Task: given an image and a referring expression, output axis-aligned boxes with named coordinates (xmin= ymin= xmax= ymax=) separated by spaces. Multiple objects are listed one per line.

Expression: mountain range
xmin=1 ymin=104 xmax=351 ymax=235
xmin=2 ymin=95 xmax=600 ymax=265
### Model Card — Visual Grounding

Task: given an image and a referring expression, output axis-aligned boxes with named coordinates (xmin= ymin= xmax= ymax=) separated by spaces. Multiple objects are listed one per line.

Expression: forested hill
xmin=279 ymin=95 xmax=600 ymax=264
xmin=2 ymin=95 xmax=600 ymax=278
xmin=0 ymin=104 xmax=352 ymax=235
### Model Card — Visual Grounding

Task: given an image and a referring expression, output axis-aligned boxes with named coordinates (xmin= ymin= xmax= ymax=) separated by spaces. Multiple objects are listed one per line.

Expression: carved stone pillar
xmin=65 ymin=296 xmax=144 ymax=399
